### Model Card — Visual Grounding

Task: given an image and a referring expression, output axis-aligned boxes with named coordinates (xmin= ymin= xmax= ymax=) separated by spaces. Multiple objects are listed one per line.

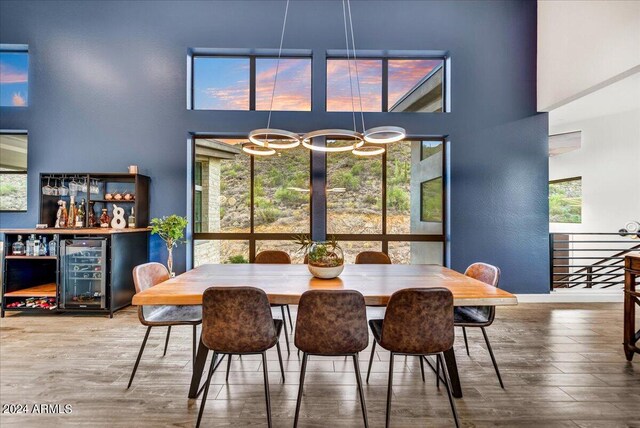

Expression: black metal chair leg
xmin=192 ymin=325 xmax=197 ymax=370
xmin=353 ymin=353 xmax=369 ymax=428
xmin=435 ymin=354 xmax=440 ymax=388
xmin=385 ymin=353 xmax=394 ymax=428
xmin=226 ymin=353 xmax=232 ymax=382
xmin=438 ymin=353 xmax=460 ymax=428
xmin=163 ymin=326 xmax=171 ymax=357
xmin=127 ymin=326 xmax=151 ymax=389
xmin=196 ymin=351 xmax=217 ymax=428
xmin=261 ymin=352 xmax=272 ymax=428
xmin=462 ymin=327 xmax=470 ymax=356
xmin=293 ymin=352 xmax=308 ymax=428
xmin=419 ymin=355 xmax=425 ymax=382
xmin=366 ymin=340 xmax=376 ymax=383
xmin=286 ymin=304 xmax=294 ymax=330
xmin=481 ymin=327 xmax=504 ymax=389
xmin=280 ymin=306 xmax=291 ymax=355
xmin=276 ymin=341 xmax=286 ymax=383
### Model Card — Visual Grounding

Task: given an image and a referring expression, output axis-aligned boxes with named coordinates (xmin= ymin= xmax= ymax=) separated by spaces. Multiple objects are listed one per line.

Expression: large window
xmin=192 ymin=56 xmax=311 ymax=111
xmin=0 ymin=133 xmax=28 ymax=211
xmin=549 ymin=177 xmax=582 ymax=223
xmin=192 ymin=137 xmax=310 ymax=266
xmin=0 ymin=49 xmax=28 ymax=107
xmin=326 ymin=57 xmax=444 ymax=112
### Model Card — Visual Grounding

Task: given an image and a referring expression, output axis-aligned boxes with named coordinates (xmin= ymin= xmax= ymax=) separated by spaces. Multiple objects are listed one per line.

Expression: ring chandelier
xmin=246 ymin=0 xmax=406 ymax=157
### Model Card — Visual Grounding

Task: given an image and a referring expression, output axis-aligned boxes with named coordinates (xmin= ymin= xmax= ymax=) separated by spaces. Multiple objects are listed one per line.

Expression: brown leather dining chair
xmin=196 ymin=286 xmax=285 ymax=428
xmin=366 ymin=288 xmax=459 ymax=428
xmin=294 ymin=290 xmax=370 ymax=428
xmin=254 ymin=250 xmax=294 ymax=353
xmin=355 ymin=251 xmax=392 ymax=264
xmin=127 ymin=262 xmax=201 ymax=389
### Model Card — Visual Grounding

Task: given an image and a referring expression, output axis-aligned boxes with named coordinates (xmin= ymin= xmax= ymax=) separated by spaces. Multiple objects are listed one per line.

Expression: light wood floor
xmin=1 ymin=303 xmax=639 ymax=427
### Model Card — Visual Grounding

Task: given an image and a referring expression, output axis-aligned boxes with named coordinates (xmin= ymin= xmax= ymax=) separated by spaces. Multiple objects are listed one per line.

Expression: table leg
xmin=189 ymin=336 xmax=210 ymax=398
xmin=443 ymin=348 xmax=462 ymax=398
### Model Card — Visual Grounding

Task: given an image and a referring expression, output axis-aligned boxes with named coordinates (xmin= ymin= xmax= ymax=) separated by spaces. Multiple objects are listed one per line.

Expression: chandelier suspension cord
xmin=346 ymin=0 xmax=366 ymax=134
xmin=342 ymin=0 xmax=357 ymax=134
xmin=266 ymin=0 xmax=291 ymax=132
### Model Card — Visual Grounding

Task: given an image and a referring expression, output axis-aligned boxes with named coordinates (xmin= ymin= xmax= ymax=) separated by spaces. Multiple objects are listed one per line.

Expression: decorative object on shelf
xmin=55 ymin=200 xmax=68 ymax=228
xmin=124 ymin=192 xmax=134 ymax=201
xmin=105 ymin=192 xmax=113 ymax=200
xmin=99 ymin=208 xmax=110 ymax=228
xmin=111 ymin=205 xmax=126 ymax=229
xmin=246 ymin=0 xmax=405 ymax=158
xmin=128 ymin=165 xmax=138 ymax=174
xmin=294 ymin=234 xmax=345 ymax=279
xmin=150 ymin=215 xmax=188 ymax=277
xmin=114 ymin=192 xmax=123 ymax=201
xmin=127 ymin=207 xmax=136 ymax=228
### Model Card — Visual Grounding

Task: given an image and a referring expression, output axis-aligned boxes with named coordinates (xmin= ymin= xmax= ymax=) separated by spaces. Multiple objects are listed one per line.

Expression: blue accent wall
xmin=0 ymin=0 xmax=549 ymax=294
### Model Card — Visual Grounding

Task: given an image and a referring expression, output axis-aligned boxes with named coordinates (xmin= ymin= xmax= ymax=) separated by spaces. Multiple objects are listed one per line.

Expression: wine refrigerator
xmin=60 ymin=238 xmax=108 ymax=310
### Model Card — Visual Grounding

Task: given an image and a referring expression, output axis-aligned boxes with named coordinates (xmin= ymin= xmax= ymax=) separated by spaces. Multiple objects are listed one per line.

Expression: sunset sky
xmin=0 ymin=51 xmax=29 ymax=107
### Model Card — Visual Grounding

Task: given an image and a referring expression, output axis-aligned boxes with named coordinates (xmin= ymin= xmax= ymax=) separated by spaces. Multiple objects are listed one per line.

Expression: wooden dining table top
xmin=132 ymin=264 xmax=518 ymax=307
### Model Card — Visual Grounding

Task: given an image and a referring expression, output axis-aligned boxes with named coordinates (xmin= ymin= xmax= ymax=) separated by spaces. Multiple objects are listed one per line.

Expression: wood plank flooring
xmin=0 ymin=303 xmax=638 ymax=427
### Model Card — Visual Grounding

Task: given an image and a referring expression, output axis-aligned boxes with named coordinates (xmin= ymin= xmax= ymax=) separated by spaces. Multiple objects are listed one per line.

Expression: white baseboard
xmin=516 ymin=290 xmax=623 ymax=303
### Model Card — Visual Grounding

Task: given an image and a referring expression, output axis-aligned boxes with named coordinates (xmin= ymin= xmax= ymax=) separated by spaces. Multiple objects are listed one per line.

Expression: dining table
xmin=132 ymin=263 xmax=518 ymax=398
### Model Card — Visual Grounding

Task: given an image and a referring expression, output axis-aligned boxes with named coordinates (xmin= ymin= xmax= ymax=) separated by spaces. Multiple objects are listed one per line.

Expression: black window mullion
xmin=249 ymin=56 xmax=256 ymax=110
xmin=382 ymin=58 xmax=389 ymax=112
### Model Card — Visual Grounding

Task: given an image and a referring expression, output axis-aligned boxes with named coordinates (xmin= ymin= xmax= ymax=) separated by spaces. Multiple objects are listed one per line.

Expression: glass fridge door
xmin=60 ymin=239 xmax=107 ymax=309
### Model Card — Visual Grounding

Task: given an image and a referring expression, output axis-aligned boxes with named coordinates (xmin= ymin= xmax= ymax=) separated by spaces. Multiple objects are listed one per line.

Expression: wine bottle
xmin=127 ymin=207 xmax=136 ymax=228
xmin=76 ymin=198 xmax=86 ymax=227
xmin=68 ymin=197 xmax=77 ymax=229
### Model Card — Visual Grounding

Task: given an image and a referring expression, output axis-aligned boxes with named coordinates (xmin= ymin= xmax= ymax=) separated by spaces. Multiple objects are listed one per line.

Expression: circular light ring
xmin=352 ymin=145 xmax=386 ymax=156
xmin=363 ymin=126 xmax=406 ymax=144
xmin=242 ymin=144 xmax=276 ymax=156
xmin=301 ymin=129 xmax=364 ymax=152
xmin=248 ymin=128 xmax=300 ymax=149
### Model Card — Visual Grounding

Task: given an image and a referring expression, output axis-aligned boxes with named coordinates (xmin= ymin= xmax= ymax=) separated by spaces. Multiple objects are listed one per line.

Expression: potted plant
xmin=150 ymin=215 xmax=188 ymax=277
xmin=294 ymin=234 xmax=345 ymax=279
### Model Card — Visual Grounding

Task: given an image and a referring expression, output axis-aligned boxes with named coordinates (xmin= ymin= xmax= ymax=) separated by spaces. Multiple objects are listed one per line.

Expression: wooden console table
xmin=624 ymin=253 xmax=640 ymax=361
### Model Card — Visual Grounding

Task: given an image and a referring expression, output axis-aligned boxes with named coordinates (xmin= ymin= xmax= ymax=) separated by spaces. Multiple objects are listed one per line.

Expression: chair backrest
xmin=355 ymin=251 xmax=392 ymax=264
xmin=132 ymin=262 xmax=170 ymax=293
xmin=462 ymin=262 xmax=500 ymax=324
xmin=201 ymin=286 xmax=277 ymax=353
xmin=380 ymin=288 xmax=454 ymax=355
xmin=295 ymin=290 xmax=369 ymax=355
xmin=255 ymin=250 xmax=291 ymax=264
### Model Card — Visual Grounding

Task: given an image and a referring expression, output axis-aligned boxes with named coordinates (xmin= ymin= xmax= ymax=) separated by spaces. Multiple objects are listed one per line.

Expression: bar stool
xmin=366 ymin=288 xmax=459 ymax=428
xmin=294 ymin=290 xmax=370 ymax=428
xmin=196 ymin=286 xmax=285 ymax=428
xmin=127 ymin=262 xmax=201 ymax=389
xmin=355 ymin=251 xmax=392 ymax=264
xmin=255 ymin=250 xmax=294 ymax=354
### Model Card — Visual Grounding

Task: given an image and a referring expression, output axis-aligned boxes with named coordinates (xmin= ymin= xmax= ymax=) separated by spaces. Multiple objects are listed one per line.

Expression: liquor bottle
xmin=33 ymin=235 xmax=41 ymax=256
xmin=48 ymin=238 xmax=58 ymax=257
xmin=26 ymin=234 xmax=35 ymax=257
xmin=99 ymin=208 xmax=110 ymax=228
xmin=60 ymin=201 xmax=68 ymax=228
xmin=127 ymin=207 xmax=136 ymax=228
xmin=76 ymin=198 xmax=86 ymax=227
xmin=88 ymin=201 xmax=97 ymax=227
xmin=11 ymin=235 xmax=25 ymax=256
xmin=40 ymin=236 xmax=48 ymax=256
xmin=68 ymin=197 xmax=77 ymax=229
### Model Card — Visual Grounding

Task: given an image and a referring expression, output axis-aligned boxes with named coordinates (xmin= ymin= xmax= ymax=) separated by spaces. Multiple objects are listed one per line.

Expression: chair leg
xmin=127 ymin=326 xmax=151 ymax=389
xmin=196 ymin=351 xmax=217 ymax=428
xmin=385 ymin=353 xmax=394 ymax=428
xmin=261 ymin=352 xmax=272 ymax=428
xmin=293 ymin=352 xmax=309 ymax=428
xmin=353 ymin=353 xmax=369 ymax=428
xmin=366 ymin=340 xmax=376 ymax=383
xmin=438 ymin=353 xmax=460 ymax=428
xmin=481 ymin=327 xmax=504 ymax=389
xmin=286 ymin=304 xmax=294 ymax=330
xmin=163 ymin=326 xmax=171 ymax=357
xmin=226 ymin=353 xmax=232 ymax=382
xmin=462 ymin=327 xmax=470 ymax=356
xmin=280 ymin=306 xmax=291 ymax=355
xmin=192 ymin=325 xmax=197 ymax=370
xmin=419 ymin=355 xmax=425 ymax=382
xmin=435 ymin=354 xmax=440 ymax=389
xmin=276 ymin=341 xmax=286 ymax=383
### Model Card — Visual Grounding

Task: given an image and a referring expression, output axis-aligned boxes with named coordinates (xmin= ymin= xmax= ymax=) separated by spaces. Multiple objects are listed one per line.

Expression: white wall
xmin=538 ymin=0 xmax=640 ymax=111
xmin=549 ymin=108 xmax=640 ymax=234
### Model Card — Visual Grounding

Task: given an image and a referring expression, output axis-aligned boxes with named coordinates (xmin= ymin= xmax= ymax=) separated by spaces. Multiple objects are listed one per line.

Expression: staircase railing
xmin=549 ymin=232 xmax=640 ymax=290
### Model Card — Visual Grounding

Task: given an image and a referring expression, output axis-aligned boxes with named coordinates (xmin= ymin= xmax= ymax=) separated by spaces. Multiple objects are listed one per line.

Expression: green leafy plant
xmin=226 ymin=255 xmax=249 ymax=264
xmin=150 ymin=215 xmax=188 ymax=275
xmin=293 ymin=234 xmax=343 ymax=267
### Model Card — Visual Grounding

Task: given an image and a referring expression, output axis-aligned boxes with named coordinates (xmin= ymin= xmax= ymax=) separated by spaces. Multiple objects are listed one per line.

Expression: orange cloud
xmin=12 ymin=92 xmax=26 ymax=106
xmin=0 ymin=64 xmax=28 ymax=84
xmin=255 ymin=59 xmax=311 ymax=111
xmin=204 ymin=84 xmax=249 ymax=110
xmin=388 ymin=59 xmax=440 ymax=106
xmin=327 ymin=59 xmax=381 ymax=111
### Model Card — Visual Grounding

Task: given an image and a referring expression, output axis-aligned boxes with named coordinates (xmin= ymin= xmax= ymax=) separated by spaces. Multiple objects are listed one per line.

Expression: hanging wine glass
xmin=59 ymin=178 xmax=69 ymax=196
xmin=42 ymin=177 xmax=54 ymax=195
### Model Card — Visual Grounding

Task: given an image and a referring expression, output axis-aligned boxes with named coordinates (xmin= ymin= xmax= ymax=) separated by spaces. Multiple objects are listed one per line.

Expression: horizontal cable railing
xmin=550 ymin=232 xmax=640 ymax=290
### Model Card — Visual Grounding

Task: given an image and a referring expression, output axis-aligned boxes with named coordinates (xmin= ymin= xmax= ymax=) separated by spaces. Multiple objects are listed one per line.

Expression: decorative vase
xmin=307 ymin=241 xmax=344 ymax=279
xmin=166 ymin=242 xmax=175 ymax=277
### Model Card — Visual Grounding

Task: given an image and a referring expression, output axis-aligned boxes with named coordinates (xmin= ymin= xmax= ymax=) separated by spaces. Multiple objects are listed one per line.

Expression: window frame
xmin=0 ymin=46 xmax=29 ymax=108
xmin=190 ymin=54 xmax=313 ymax=111
xmin=325 ymin=55 xmax=447 ymax=113
xmin=0 ymin=131 xmax=28 ymax=212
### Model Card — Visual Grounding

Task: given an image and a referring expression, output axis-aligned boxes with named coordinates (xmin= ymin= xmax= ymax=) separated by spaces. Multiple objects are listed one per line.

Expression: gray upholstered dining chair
xmin=254 ymin=250 xmax=293 ymax=354
xmin=127 ymin=262 xmax=201 ymax=389
xmin=366 ymin=288 xmax=459 ymax=428
xmin=355 ymin=251 xmax=392 ymax=264
xmin=294 ymin=290 xmax=370 ymax=428
xmin=196 ymin=286 xmax=285 ymax=428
